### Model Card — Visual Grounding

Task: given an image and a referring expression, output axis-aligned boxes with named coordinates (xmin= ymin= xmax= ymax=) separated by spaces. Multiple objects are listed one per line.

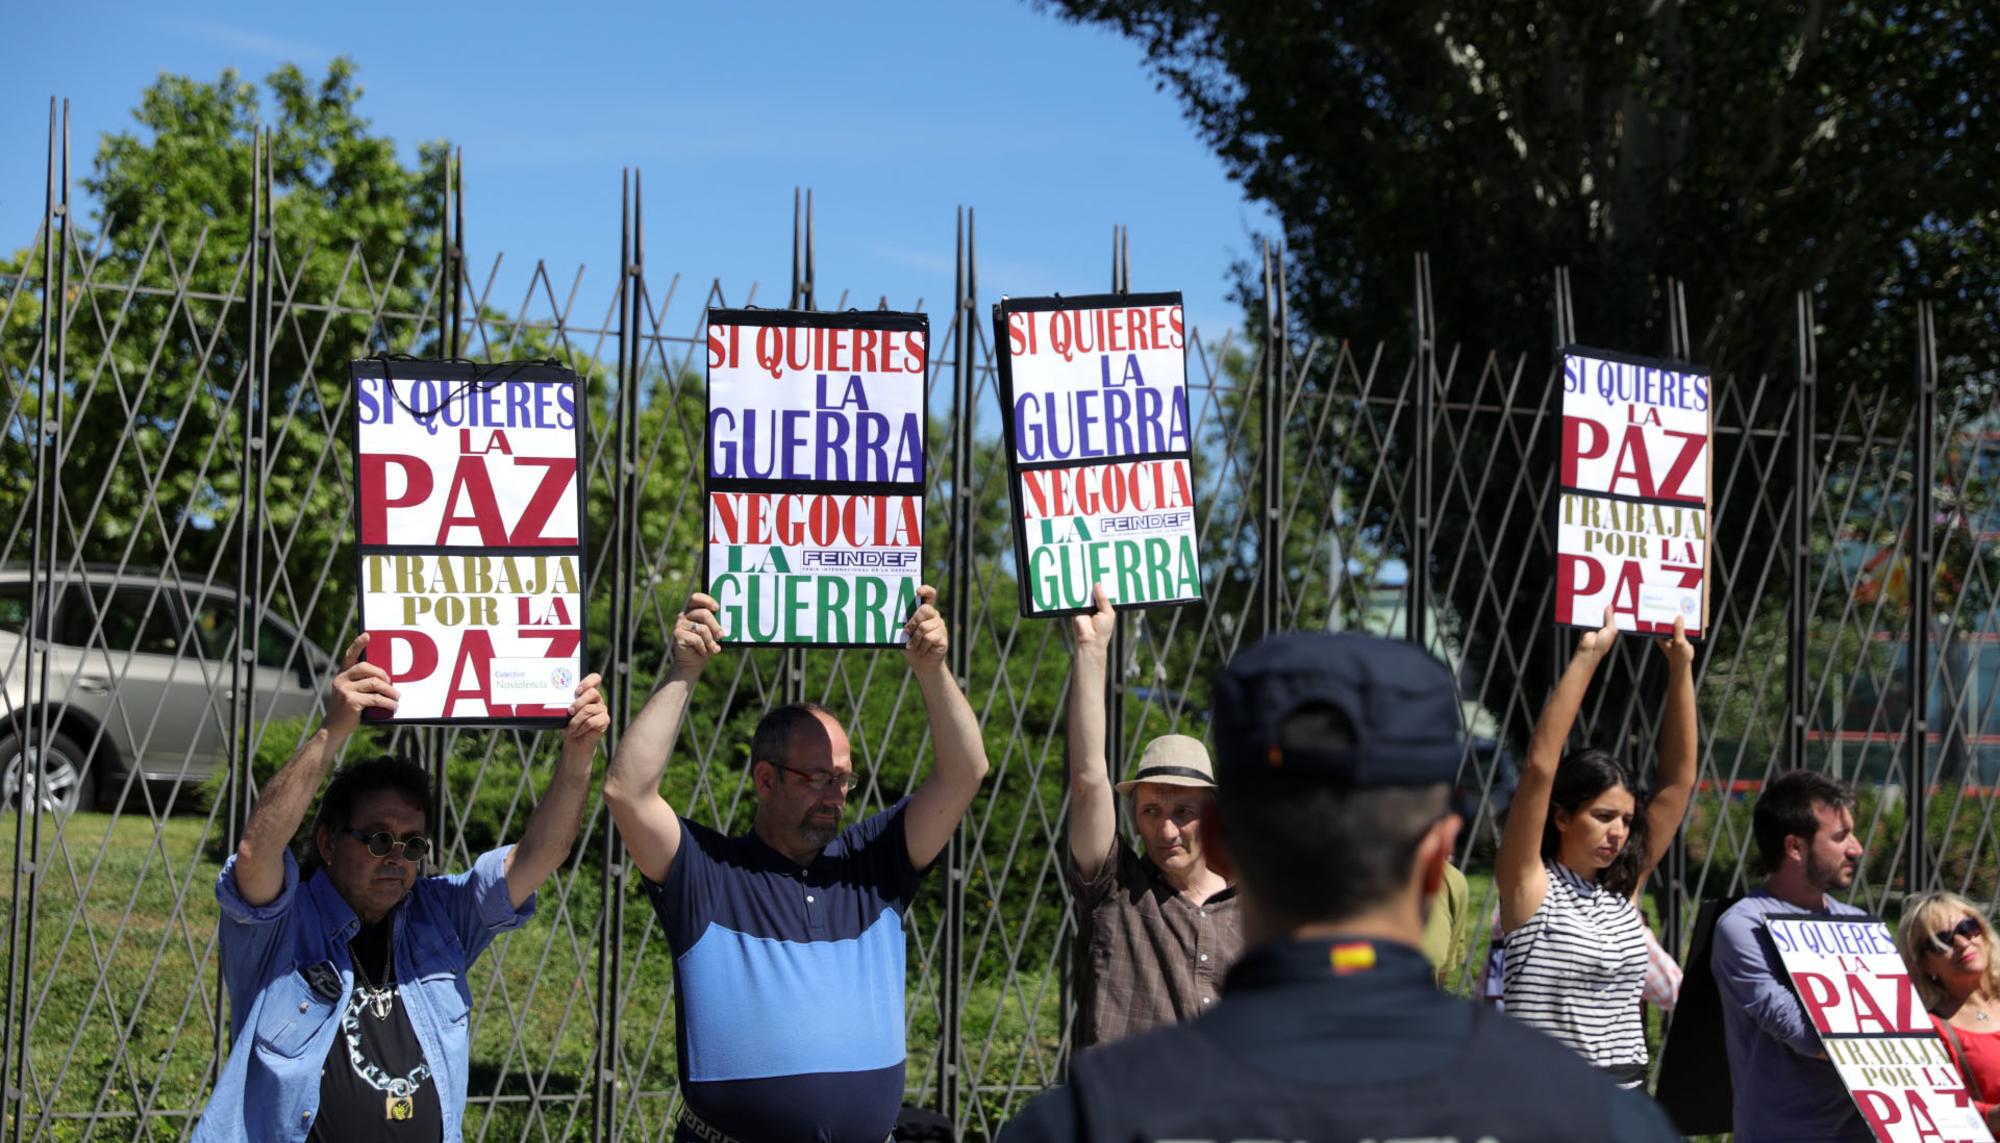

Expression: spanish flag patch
xmin=1329 ymin=942 xmax=1376 ymax=975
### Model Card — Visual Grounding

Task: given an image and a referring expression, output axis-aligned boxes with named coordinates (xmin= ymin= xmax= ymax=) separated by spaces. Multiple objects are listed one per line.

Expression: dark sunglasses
xmin=1931 ymin=915 xmax=1984 ymax=953
xmin=344 ymin=828 xmax=431 ymax=863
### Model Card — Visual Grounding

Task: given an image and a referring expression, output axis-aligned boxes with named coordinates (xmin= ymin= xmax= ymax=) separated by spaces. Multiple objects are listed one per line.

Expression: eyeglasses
xmin=344 ymin=829 xmax=431 ymax=863
xmin=766 ymin=761 xmax=861 ymax=794
xmin=1931 ymin=915 xmax=1985 ymax=954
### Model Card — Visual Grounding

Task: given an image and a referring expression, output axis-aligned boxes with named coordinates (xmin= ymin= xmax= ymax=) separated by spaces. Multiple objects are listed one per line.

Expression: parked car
xmin=0 ymin=565 xmax=334 ymax=814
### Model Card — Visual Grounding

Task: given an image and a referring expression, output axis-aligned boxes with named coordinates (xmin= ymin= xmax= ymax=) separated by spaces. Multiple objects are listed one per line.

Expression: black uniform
xmin=1001 ymin=937 xmax=1680 ymax=1143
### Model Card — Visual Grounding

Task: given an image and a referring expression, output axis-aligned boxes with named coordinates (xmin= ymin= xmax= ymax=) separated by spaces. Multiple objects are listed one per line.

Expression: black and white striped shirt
xmin=1501 ymin=859 xmax=1650 ymax=1072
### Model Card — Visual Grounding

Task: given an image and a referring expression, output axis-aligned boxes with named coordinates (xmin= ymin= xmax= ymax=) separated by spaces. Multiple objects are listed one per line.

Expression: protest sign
xmin=1766 ymin=914 xmax=1994 ymax=1143
xmin=1555 ymin=346 xmax=1712 ymax=637
xmin=994 ymin=293 xmax=1201 ymax=616
xmin=351 ymin=360 xmax=587 ymax=725
xmin=703 ymin=309 xmax=928 ymax=646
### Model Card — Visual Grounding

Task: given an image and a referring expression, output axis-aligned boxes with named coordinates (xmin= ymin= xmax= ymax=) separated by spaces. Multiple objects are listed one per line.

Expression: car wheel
xmin=0 ymin=728 xmax=92 ymax=816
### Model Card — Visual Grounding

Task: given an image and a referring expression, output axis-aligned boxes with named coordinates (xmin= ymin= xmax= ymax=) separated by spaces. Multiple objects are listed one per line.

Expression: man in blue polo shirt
xmin=603 ymin=586 xmax=989 ymax=1143
xmin=998 ymin=630 xmax=1678 ymax=1142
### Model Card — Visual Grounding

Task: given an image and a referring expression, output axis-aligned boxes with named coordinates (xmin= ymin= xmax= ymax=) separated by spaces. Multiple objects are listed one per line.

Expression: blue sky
xmin=3 ymin=0 xmax=1278 ymax=341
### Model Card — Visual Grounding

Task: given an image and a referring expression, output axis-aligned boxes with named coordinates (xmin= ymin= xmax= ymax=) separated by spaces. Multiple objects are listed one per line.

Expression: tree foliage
xmin=1042 ymin=0 xmax=1997 ymax=386
xmin=2 ymin=60 xmax=447 ymax=626
xmin=1041 ymin=0 xmax=2000 ymax=769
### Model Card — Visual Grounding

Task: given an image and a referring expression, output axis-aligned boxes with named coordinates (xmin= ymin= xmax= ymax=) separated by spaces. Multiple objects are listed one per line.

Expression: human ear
xmin=1197 ymin=801 xmax=1234 ymax=881
xmin=1419 ymin=815 xmax=1462 ymax=898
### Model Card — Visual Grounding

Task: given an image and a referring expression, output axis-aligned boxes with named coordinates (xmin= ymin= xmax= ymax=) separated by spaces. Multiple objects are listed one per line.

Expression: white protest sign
xmin=1555 ymin=347 xmax=1712 ymax=638
xmin=352 ymin=361 xmax=587 ymax=725
xmin=1766 ymin=914 xmax=1993 ymax=1143
xmin=703 ymin=309 xmax=928 ymax=647
xmin=995 ymin=292 xmax=1201 ymax=616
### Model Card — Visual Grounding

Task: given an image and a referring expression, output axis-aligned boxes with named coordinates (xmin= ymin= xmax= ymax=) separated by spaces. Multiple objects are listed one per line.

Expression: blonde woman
xmin=1897 ymin=892 xmax=2000 ymax=1131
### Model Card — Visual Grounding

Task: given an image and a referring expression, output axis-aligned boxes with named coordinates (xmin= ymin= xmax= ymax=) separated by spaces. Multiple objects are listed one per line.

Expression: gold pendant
xmin=386 ymin=1094 xmax=414 ymax=1121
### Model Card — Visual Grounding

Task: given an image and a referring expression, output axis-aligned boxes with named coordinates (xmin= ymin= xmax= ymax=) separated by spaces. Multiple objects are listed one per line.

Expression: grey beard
xmin=798 ymin=821 xmax=838 ymax=849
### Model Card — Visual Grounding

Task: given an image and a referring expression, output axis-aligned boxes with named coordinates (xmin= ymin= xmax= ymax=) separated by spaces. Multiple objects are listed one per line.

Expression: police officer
xmin=999 ymin=630 xmax=1680 ymax=1142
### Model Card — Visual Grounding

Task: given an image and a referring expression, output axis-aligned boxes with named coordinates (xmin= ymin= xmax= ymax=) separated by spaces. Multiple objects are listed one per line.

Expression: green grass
xmin=0 ymin=811 xmax=687 ymax=1142
xmin=0 ymin=812 xmax=1054 ymax=1141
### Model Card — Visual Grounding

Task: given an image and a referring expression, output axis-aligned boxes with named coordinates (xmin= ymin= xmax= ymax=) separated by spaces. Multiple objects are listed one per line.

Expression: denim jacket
xmin=193 ymin=845 xmax=534 ymax=1142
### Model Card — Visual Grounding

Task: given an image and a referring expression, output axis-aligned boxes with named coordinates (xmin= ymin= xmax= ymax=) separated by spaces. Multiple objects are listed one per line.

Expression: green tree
xmin=1039 ymin=0 xmax=2000 ymax=769
xmin=3 ymin=59 xmax=447 ymax=645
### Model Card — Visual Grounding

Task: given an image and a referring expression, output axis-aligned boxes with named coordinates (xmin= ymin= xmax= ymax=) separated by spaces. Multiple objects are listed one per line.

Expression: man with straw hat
xmin=1067 ymin=586 xmax=1242 ymax=1050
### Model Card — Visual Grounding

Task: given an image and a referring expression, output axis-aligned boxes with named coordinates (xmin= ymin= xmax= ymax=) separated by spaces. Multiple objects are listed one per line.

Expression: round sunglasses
xmin=343 ymin=828 xmax=431 ymax=863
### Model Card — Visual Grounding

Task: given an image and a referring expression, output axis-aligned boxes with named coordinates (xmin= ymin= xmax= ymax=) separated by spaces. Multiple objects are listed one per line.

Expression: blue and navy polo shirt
xmin=644 ymin=797 xmax=927 ymax=1143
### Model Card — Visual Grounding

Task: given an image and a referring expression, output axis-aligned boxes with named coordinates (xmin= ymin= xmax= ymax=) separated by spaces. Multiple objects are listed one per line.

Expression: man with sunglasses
xmin=1711 ymin=768 xmax=1872 ymax=1142
xmin=195 ymin=633 xmax=610 ymax=1143
xmin=603 ymin=586 xmax=988 ymax=1143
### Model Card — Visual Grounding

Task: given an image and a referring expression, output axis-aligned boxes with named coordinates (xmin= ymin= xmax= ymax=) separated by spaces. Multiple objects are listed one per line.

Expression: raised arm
xmin=602 ymin=592 xmax=722 ymax=885
xmin=233 ymin=635 xmax=397 ymax=907
xmin=902 ymin=584 xmax=991 ymax=872
xmin=504 ymin=673 xmax=610 ymax=908
xmin=1637 ymin=617 xmax=1697 ymax=887
xmin=1067 ymin=585 xmax=1118 ymax=880
xmin=1497 ymin=614 xmax=1616 ymax=932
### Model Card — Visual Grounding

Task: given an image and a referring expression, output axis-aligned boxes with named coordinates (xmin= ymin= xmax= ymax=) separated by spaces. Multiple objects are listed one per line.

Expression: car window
xmin=187 ymin=595 xmax=234 ymax=661
xmin=259 ymin=620 xmax=308 ymax=671
xmin=61 ymin=585 xmax=185 ymax=656
xmin=0 ymin=585 xmax=28 ymax=633
xmin=188 ymin=595 xmax=318 ymax=674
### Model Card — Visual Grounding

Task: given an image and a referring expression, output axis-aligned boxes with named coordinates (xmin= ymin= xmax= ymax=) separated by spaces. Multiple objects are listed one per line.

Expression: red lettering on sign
xmin=1017 ymin=459 xmax=1192 ymax=520
xmin=509 ymin=457 xmax=578 ymax=545
xmin=1563 ymin=417 xmax=1705 ymax=505
xmin=1795 ymin=972 xmax=1843 ymax=1033
xmin=362 ymin=630 xmax=437 ymax=720
xmin=708 ymin=492 xmax=921 ymax=548
xmin=441 ymin=630 xmax=502 ymax=719
xmin=358 ymin=455 xmax=434 ymax=544
xmin=1854 ymin=1088 xmax=1958 ymax=1143
xmin=1656 ymin=430 xmax=1707 ymax=502
xmin=437 ymin=457 xmax=509 ymax=544
xmin=1559 ymin=417 xmax=1608 ymax=489
xmin=1554 ymin=554 xmax=1646 ymax=628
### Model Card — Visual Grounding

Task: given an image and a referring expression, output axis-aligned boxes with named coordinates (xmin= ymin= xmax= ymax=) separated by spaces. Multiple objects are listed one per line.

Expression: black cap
xmin=1210 ymin=631 xmax=1463 ymax=788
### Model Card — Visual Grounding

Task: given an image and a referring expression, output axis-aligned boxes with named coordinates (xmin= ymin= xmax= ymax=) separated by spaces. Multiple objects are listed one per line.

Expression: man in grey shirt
xmin=1712 ymin=768 xmax=1871 ymax=1142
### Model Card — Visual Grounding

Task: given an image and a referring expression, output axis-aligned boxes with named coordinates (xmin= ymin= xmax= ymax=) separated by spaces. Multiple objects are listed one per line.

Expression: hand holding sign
xmin=1071 ymin=584 xmax=1116 ymax=659
xmin=564 ymin=672 xmax=610 ymax=748
xmin=1574 ymin=611 xmax=1619 ymax=666
xmin=903 ymin=585 xmax=948 ymax=672
xmin=330 ymin=633 xmax=400 ymax=736
xmin=1656 ymin=615 xmax=1694 ymax=668
xmin=674 ymin=593 xmax=726 ymax=673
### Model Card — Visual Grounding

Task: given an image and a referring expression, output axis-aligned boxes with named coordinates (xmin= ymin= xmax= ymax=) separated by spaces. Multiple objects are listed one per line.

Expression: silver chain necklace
xmin=344 ymin=927 xmax=431 ymax=1120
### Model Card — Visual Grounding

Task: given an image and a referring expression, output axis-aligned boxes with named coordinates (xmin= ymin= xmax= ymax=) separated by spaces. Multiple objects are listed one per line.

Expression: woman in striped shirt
xmin=1496 ymin=613 xmax=1697 ymax=1087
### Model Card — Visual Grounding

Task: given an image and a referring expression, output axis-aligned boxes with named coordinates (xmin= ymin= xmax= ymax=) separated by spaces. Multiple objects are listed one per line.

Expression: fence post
xmin=783 ymin=189 xmax=815 ymax=707
xmin=1409 ymin=254 xmax=1434 ymax=650
xmin=5 ymin=97 xmax=66 ymax=1143
xmin=1790 ymin=293 xmax=1818 ymax=775
xmin=449 ymin=148 xmax=464 ymax=360
xmin=1660 ymin=277 xmax=1694 ymax=958
xmin=1549 ymin=270 xmax=1578 ymax=697
xmin=1107 ymin=225 xmax=1129 ymax=785
xmin=593 ymin=166 xmax=642 ymax=1143
xmin=1259 ymin=242 xmax=1282 ymax=636
xmin=1908 ymin=301 xmax=1938 ymax=893
xmin=940 ymin=205 xmax=976 ymax=1131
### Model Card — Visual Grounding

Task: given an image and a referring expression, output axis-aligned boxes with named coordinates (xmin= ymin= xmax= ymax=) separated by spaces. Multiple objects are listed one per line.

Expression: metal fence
xmin=3 ymin=105 xmax=1999 ymax=1142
